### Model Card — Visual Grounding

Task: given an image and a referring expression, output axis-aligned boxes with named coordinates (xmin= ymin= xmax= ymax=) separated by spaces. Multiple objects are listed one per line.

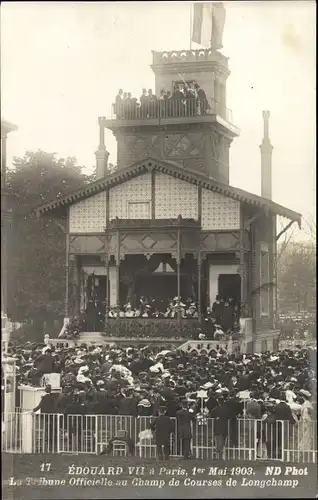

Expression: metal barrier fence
xmin=111 ymin=97 xmax=232 ymax=123
xmin=2 ymin=412 xmax=317 ymax=463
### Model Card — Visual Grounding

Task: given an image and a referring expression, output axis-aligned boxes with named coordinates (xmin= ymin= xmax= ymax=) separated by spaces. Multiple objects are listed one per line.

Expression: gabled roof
xmin=36 ymin=157 xmax=301 ymax=223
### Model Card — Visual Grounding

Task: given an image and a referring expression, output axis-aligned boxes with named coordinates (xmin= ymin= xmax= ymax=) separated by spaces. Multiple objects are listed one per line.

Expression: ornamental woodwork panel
xmin=155 ymin=172 xmax=199 ymax=219
xmin=181 ymin=230 xmax=201 ymax=251
xmin=201 ymin=188 xmax=240 ymax=230
xmin=69 ymin=192 xmax=107 ymax=233
xmin=201 ymin=232 xmax=240 ymax=252
xmin=109 ymin=173 xmax=152 ymax=219
xmin=69 ymin=235 xmax=105 ymax=254
xmin=208 ymin=132 xmax=230 ymax=166
xmin=118 ymin=134 xmax=162 ymax=167
xmin=164 ymin=133 xmax=205 ymax=158
xmin=119 ymin=232 xmax=177 ymax=256
xmin=107 ymin=234 xmax=117 ymax=254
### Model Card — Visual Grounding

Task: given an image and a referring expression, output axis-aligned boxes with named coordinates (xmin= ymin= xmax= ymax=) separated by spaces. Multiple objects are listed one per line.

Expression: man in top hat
xmin=176 ymin=402 xmax=195 ymax=459
xmin=151 ymin=406 xmax=174 ymax=460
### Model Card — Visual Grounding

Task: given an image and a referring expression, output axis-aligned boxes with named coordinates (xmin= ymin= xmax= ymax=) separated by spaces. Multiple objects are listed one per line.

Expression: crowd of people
xmin=113 ymin=82 xmax=210 ymax=120
xmin=278 ymin=313 xmax=316 ymax=341
xmin=4 ymin=338 xmax=316 ymax=459
xmin=64 ymin=295 xmax=240 ymax=340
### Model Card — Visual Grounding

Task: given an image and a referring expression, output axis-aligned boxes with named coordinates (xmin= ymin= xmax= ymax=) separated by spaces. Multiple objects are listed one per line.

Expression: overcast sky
xmin=1 ymin=1 xmax=316 ymax=231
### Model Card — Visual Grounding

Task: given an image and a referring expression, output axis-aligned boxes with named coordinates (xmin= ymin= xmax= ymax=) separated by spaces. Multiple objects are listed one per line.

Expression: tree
xmin=278 ymin=241 xmax=316 ymax=313
xmin=6 ymin=151 xmax=92 ymax=336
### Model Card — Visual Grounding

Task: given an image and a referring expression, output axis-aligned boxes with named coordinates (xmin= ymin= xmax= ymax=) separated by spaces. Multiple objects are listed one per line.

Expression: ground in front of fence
xmin=2 ymin=454 xmax=317 ymax=499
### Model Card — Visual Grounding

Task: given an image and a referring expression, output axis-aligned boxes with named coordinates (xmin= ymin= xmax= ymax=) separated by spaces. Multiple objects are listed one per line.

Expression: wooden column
xmin=272 ymin=215 xmax=277 ymax=328
xmin=116 ymin=231 xmax=121 ymax=307
xmin=105 ymin=235 xmax=109 ymax=323
xmin=177 ymin=226 xmax=181 ymax=322
xmin=105 ymin=190 xmax=110 ymax=324
xmin=73 ymin=255 xmax=81 ymax=316
xmin=65 ymin=234 xmax=70 ymax=317
xmin=239 ymin=207 xmax=245 ymax=309
xmin=197 ymin=248 xmax=202 ymax=319
xmin=151 ymin=170 xmax=156 ymax=219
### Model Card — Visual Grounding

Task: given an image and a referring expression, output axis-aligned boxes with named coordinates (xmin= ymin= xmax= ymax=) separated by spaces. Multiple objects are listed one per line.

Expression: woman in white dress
xmin=297 ymin=390 xmax=314 ymax=451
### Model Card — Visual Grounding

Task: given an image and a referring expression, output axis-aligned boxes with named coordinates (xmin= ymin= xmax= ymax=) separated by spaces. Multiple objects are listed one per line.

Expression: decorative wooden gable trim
xmin=36 ymin=157 xmax=301 ymax=223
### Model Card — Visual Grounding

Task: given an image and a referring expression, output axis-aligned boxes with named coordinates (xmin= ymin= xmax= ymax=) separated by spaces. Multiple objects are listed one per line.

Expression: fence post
xmin=281 ymin=420 xmax=285 ymax=462
xmin=21 ymin=412 xmax=33 ymax=453
xmin=254 ymin=419 xmax=259 ymax=460
xmin=95 ymin=415 xmax=98 ymax=455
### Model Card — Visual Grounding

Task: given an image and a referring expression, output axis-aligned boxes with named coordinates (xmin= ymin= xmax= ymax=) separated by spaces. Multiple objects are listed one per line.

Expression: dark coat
xmin=137 ymin=404 xmax=153 ymax=417
xmin=151 ymin=415 xmax=174 ymax=445
xmin=36 ymin=353 xmax=55 ymax=374
xmin=55 ymin=393 xmax=72 ymax=414
xmin=206 ymin=397 xmax=218 ymax=415
xmin=94 ymin=396 xmax=117 ymax=415
xmin=275 ymin=402 xmax=295 ymax=424
xmin=33 ymin=393 xmax=57 ymax=414
xmin=176 ymin=409 xmax=194 ymax=439
xmin=210 ymin=402 xmax=231 ymax=436
xmin=118 ymin=397 xmax=138 ymax=417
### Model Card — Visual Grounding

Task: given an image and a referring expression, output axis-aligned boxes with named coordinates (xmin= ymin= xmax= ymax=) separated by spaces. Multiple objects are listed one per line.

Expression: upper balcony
xmin=102 ymin=97 xmax=240 ymax=137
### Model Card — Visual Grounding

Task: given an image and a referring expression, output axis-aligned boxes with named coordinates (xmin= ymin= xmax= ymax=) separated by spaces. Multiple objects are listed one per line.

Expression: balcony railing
xmin=107 ymin=217 xmax=201 ymax=229
xmin=111 ymin=97 xmax=233 ymax=123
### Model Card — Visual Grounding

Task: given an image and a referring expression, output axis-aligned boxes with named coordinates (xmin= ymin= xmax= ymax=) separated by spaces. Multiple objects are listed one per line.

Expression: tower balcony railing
xmin=111 ymin=97 xmax=233 ymax=124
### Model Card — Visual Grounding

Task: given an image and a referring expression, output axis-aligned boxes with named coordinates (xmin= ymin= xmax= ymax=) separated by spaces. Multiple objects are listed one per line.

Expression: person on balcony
xmin=212 ymin=295 xmax=223 ymax=325
xmin=141 ymin=304 xmax=152 ymax=318
xmin=140 ymin=89 xmax=148 ymax=118
xmin=129 ymin=92 xmax=138 ymax=118
xmin=124 ymin=303 xmax=134 ymax=317
xmin=184 ymin=83 xmax=197 ymax=117
xmin=122 ymin=92 xmax=130 ymax=119
xmin=134 ymin=306 xmax=142 ymax=318
xmin=171 ymin=84 xmax=185 ymax=117
xmin=185 ymin=303 xmax=198 ymax=318
xmin=158 ymin=89 xmax=166 ymax=117
xmin=148 ymin=89 xmax=158 ymax=118
xmin=153 ymin=308 xmax=165 ymax=319
xmin=195 ymin=83 xmax=209 ymax=115
xmin=222 ymin=300 xmax=234 ymax=334
xmin=165 ymin=90 xmax=172 ymax=117
xmin=115 ymin=88 xmax=123 ymax=119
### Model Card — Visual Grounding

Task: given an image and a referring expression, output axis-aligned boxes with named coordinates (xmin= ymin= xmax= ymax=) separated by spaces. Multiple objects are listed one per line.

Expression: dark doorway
xmin=218 ymin=274 xmax=241 ymax=305
xmin=87 ymin=275 xmax=107 ymax=302
xmin=86 ymin=275 xmax=107 ymax=331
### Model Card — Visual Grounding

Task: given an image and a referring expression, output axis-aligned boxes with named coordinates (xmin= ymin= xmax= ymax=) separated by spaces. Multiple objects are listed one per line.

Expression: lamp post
xmin=1 ymin=119 xmax=18 ymax=352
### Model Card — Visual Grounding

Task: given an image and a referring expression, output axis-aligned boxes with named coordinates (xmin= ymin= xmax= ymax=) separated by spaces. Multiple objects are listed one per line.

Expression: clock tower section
xmin=102 ymin=48 xmax=239 ymax=184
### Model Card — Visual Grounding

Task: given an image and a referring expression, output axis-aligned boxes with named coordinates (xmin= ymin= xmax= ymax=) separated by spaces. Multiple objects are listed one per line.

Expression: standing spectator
xmin=195 ymin=83 xmax=209 ymax=115
xmin=176 ymin=403 xmax=195 ymax=459
xmin=115 ymin=89 xmax=123 ymax=119
xmin=118 ymin=388 xmax=138 ymax=417
xmin=34 ymin=349 xmax=55 ymax=384
xmin=148 ymin=89 xmax=157 ymax=118
xmin=210 ymin=394 xmax=230 ymax=459
xmin=151 ymin=407 xmax=174 ymax=460
xmin=32 ymin=384 xmax=58 ymax=452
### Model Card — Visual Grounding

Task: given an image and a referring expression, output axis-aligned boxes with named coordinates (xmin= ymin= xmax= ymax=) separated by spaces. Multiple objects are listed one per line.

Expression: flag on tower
xmin=192 ymin=2 xmax=226 ymax=50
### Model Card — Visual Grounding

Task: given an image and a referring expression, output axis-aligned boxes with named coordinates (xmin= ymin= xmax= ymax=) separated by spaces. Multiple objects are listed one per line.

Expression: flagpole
xmin=190 ymin=2 xmax=193 ymax=50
